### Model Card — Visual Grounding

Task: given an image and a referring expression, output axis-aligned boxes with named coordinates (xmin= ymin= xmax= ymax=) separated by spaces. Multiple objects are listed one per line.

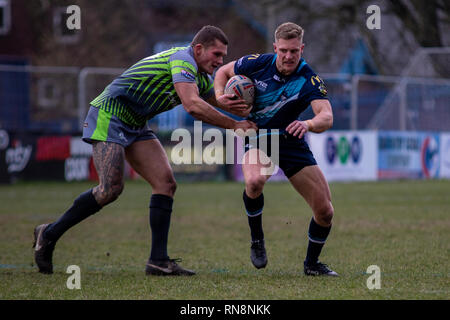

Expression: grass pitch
xmin=0 ymin=179 xmax=449 ymax=300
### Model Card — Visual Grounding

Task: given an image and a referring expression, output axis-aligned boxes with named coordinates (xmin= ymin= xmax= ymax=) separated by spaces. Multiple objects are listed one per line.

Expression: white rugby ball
xmin=224 ymin=75 xmax=255 ymax=106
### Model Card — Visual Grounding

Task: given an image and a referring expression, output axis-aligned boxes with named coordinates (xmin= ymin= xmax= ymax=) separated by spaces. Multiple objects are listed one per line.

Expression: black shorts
xmin=244 ymin=130 xmax=317 ymax=178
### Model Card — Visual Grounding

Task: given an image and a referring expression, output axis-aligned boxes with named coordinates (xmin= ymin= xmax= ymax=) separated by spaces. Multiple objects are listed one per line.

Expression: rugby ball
xmin=224 ymin=75 xmax=255 ymax=106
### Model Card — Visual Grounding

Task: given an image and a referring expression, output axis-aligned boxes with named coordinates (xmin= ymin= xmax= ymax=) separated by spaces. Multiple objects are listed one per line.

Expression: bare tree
xmin=388 ymin=0 xmax=446 ymax=47
xmin=238 ymin=0 xmax=449 ymax=76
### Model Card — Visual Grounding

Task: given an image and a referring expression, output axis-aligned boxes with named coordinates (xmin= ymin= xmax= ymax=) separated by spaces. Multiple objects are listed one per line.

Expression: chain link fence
xmin=1 ymin=65 xmax=449 ymax=134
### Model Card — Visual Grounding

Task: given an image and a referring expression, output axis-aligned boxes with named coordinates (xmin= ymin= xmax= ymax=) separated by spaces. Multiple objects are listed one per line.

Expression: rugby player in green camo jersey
xmin=33 ymin=26 xmax=257 ymax=276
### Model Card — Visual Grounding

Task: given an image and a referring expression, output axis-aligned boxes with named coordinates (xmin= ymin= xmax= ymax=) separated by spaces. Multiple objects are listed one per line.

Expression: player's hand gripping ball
xmin=224 ymin=75 xmax=255 ymax=107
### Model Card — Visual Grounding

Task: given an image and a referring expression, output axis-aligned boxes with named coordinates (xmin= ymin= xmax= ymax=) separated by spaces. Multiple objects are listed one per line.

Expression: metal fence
xmin=295 ymin=73 xmax=450 ymax=132
xmin=1 ymin=65 xmax=449 ymax=134
xmin=0 ymin=64 xmax=79 ymax=133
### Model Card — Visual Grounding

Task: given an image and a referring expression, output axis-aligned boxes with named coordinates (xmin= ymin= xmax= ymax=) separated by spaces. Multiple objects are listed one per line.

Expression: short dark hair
xmin=191 ymin=25 xmax=228 ymax=48
xmin=275 ymin=22 xmax=304 ymax=43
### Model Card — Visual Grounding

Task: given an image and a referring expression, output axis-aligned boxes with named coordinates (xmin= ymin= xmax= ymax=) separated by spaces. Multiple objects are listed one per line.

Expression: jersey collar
xmin=271 ymin=56 xmax=306 ymax=83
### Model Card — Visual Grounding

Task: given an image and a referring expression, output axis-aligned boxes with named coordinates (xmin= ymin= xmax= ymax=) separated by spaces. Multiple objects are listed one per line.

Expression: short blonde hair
xmin=274 ymin=22 xmax=304 ymax=42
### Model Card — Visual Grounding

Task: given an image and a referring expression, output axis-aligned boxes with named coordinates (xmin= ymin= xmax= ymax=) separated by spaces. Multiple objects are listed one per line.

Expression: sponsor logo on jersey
xmin=273 ymin=74 xmax=286 ymax=83
xmin=318 ymin=82 xmax=327 ymax=96
xmin=311 ymin=75 xmax=327 ymax=95
xmin=254 ymin=79 xmax=268 ymax=91
xmin=247 ymin=54 xmax=260 ymax=60
xmin=310 ymin=75 xmax=321 ymax=86
xmin=181 ymin=69 xmax=196 ymax=81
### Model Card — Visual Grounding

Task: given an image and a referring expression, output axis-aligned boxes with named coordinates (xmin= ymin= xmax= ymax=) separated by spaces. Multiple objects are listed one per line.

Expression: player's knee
xmin=153 ymin=176 xmax=177 ymax=197
xmin=94 ymin=182 xmax=124 ymax=205
xmin=166 ymin=179 xmax=177 ymax=197
xmin=110 ymin=182 xmax=124 ymax=200
xmin=314 ymin=202 xmax=334 ymax=226
xmin=246 ymin=175 xmax=266 ymax=194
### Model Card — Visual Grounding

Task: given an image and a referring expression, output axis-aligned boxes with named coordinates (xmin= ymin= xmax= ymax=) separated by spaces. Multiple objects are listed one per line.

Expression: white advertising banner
xmin=308 ymin=131 xmax=378 ymax=182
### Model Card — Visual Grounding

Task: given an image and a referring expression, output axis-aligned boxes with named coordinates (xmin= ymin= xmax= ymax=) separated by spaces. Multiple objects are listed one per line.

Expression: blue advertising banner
xmin=378 ymin=131 xmax=440 ymax=179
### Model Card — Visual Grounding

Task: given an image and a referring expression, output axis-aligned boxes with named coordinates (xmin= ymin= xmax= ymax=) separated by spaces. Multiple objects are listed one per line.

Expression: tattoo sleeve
xmin=91 ymin=141 xmax=125 ymax=206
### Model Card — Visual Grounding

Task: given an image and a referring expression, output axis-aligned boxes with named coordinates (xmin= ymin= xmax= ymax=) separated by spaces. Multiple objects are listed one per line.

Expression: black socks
xmin=243 ymin=191 xmax=264 ymax=242
xmin=305 ymin=217 xmax=331 ymax=265
xmin=244 ymin=190 xmax=331 ymax=265
xmin=43 ymin=191 xmax=174 ymax=262
xmin=149 ymin=194 xmax=173 ymax=261
xmin=44 ymin=189 xmax=102 ymax=242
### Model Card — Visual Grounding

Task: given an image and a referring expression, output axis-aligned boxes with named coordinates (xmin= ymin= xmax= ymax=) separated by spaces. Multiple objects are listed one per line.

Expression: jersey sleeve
xmin=234 ymin=53 xmax=271 ymax=77
xmin=169 ymin=51 xmax=199 ymax=84
xmin=299 ymin=73 xmax=329 ymax=105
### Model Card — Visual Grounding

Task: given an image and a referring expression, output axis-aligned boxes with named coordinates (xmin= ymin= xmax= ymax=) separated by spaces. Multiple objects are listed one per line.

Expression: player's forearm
xmin=213 ymin=70 xmax=228 ymax=99
xmin=214 ymin=63 xmax=235 ymax=99
xmin=307 ymin=111 xmax=333 ymax=133
xmin=184 ymin=98 xmax=237 ymax=129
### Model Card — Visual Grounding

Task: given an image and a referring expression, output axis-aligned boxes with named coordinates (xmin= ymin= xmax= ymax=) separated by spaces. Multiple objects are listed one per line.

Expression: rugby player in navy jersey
xmin=33 ymin=26 xmax=257 ymax=276
xmin=214 ymin=22 xmax=337 ymax=276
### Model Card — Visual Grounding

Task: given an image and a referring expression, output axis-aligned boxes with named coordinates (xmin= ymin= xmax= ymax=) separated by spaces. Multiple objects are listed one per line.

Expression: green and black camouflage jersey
xmin=90 ymin=46 xmax=214 ymax=126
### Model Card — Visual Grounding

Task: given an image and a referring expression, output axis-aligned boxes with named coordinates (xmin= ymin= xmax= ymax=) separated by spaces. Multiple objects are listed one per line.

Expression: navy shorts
xmin=244 ymin=130 xmax=317 ymax=178
xmin=82 ymin=106 xmax=157 ymax=147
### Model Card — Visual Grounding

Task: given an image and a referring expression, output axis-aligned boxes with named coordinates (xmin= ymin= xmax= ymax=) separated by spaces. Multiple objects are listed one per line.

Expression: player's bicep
xmin=174 ymin=82 xmax=201 ymax=107
xmin=311 ymin=99 xmax=332 ymax=116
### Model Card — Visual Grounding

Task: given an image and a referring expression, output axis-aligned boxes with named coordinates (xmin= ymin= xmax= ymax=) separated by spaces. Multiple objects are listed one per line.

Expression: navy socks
xmin=243 ymin=191 xmax=264 ymax=242
xmin=305 ymin=217 xmax=331 ymax=265
xmin=149 ymin=194 xmax=173 ymax=261
xmin=243 ymin=190 xmax=331 ymax=265
xmin=44 ymin=189 xmax=102 ymax=242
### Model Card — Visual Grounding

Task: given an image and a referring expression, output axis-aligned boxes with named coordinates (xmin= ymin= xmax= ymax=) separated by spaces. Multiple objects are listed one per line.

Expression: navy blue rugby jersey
xmin=234 ymin=53 xmax=328 ymax=130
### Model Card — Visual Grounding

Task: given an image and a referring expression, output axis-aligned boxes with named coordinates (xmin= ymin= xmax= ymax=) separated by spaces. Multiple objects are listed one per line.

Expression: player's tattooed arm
xmin=92 ymin=141 xmax=125 ymax=206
